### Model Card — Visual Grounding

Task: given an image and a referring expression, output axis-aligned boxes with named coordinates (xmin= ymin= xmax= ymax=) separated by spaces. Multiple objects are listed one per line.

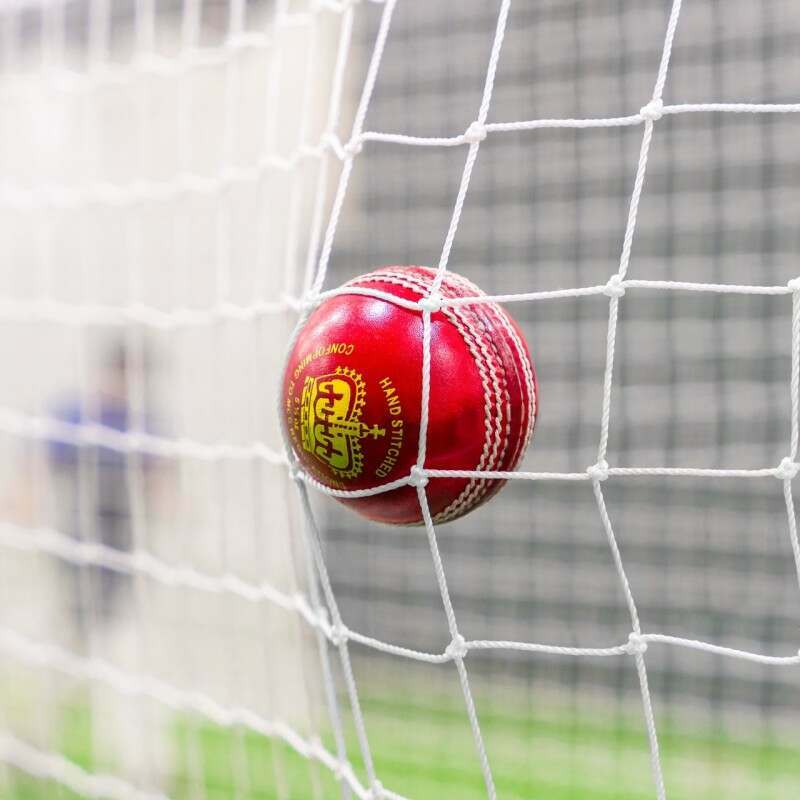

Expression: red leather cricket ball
xmin=281 ymin=266 xmax=537 ymax=525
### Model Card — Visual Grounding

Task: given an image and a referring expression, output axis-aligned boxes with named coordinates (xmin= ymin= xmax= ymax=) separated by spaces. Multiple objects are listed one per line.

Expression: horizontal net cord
xmin=299 ymin=463 xmax=797 ymax=498
xmin=282 ymin=0 xmax=800 ymax=795
xmin=0 ymin=735 xmax=401 ymax=800
xmin=0 ymin=733 xmax=169 ymax=800
xmin=639 ymin=635 xmax=800 ymax=666
xmin=0 ymin=626 xmax=379 ymax=800
xmin=0 ymin=277 xmax=790 ymax=332
xmin=351 ymin=2 xmax=796 ymax=797
xmin=0 ymin=407 xmax=286 ymax=464
xmin=0 ymin=521 xmax=326 ymax=628
xmin=466 ymin=635 xmax=800 ymax=664
xmin=0 ymin=297 xmax=298 ymax=328
xmin=4 ymin=101 xmax=800 ymax=212
xmin=309 ymin=626 xmax=800 ymax=667
xmin=5 ymin=0 xmax=797 ymax=796
xmin=0 ymin=141 xmax=330 ymax=210
xmin=0 ymin=295 xmax=325 ymax=328
xmin=0 ymin=2 xmax=355 ymax=98
xmin=464 ymin=464 xmax=797 ymax=481
xmin=358 ymin=101 xmax=800 ymax=148
xmin=0 ymin=404 xmax=793 ymax=482
xmin=3 ymin=521 xmax=797 ymax=667
xmin=446 ymin=279 xmax=798 ymax=305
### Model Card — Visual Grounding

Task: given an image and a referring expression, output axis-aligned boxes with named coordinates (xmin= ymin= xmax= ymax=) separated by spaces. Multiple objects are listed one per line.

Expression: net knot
xmin=329 ymin=623 xmax=349 ymax=647
xmin=463 ymin=120 xmax=488 ymax=144
xmin=639 ymin=98 xmax=664 ymax=122
xmin=418 ymin=292 xmax=443 ymax=313
xmin=788 ymin=277 xmax=800 ymax=292
xmin=323 ymin=131 xmax=345 ymax=159
xmin=282 ymin=292 xmax=305 ymax=312
xmin=775 ymin=457 xmax=799 ymax=480
xmin=343 ymin=135 xmax=364 ymax=158
xmin=408 ymin=465 xmax=429 ymax=488
xmin=603 ymin=274 xmax=625 ymax=298
xmin=314 ymin=603 xmax=331 ymax=630
xmin=308 ymin=734 xmax=323 ymax=755
xmin=367 ymin=780 xmax=386 ymax=800
xmin=626 ymin=632 xmax=648 ymax=655
xmin=586 ymin=460 xmax=610 ymax=482
xmin=299 ymin=292 xmax=321 ymax=313
xmin=288 ymin=461 xmax=304 ymax=484
xmin=445 ymin=633 xmax=468 ymax=660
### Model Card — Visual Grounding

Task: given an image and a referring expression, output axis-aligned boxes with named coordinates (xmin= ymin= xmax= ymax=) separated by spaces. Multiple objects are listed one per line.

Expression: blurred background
xmin=0 ymin=1 xmax=799 ymax=799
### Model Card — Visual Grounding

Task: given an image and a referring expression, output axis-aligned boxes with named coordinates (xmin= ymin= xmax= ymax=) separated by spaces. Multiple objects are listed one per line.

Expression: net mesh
xmin=0 ymin=1 xmax=799 ymax=799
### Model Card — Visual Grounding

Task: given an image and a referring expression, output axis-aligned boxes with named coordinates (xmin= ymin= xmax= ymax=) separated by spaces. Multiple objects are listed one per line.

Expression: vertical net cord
xmin=296 ymin=481 xmax=383 ymax=796
xmin=274 ymin=10 xmax=352 ymax=800
xmin=260 ymin=4 xmax=349 ymax=798
xmin=124 ymin=0 xmax=161 ymax=785
xmin=29 ymin=6 xmax=71 ymax=798
xmin=172 ymin=1 xmax=212 ymax=795
xmin=283 ymin=3 xmax=366 ymax=796
xmin=66 ymin=0 xmax=109 ymax=781
xmin=281 ymin=17 xmax=320 ymax=297
xmin=0 ymin=13 xmax=19 ymax=784
xmin=414 ymin=3 xmax=515 ymax=798
xmin=216 ymin=2 xmax=256 ymax=796
xmin=254 ymin=7 xmax=330 ymax=796
xmin=305 ymin=7 xmax=357 ymax=301
xmin=249 ymin=311 xmax=293 ymax=791
xmin=256 ymin=0 xmax=284 ymax=301
xmin=592 ymin=2 xmax=685 ymax=799
xmin=298 ymin=498 xmax=353 ymax=800
xmin=296 ymin=0 xmax=361 ymax=298
xmin=298 ymin=0 xmax=356 ymax=298
xmin=281 ymin=2 xmax=400 ymax=798
xmin=0 ymin=7 xmax=15 ymax=786
xmin=6 ymin=1 xmax=800 ymax=798
xmin=308 ymin=0 xmax=397 ymax=301
xmin=783 ymin=287 xmax=800 ymax=589
xmin=416 ymin=303 xmax=498 ymax=800
xmin=177 ymin=0 xmax=212 ymax=794
xmin=429 ymin=0 xmax=511 ymax=296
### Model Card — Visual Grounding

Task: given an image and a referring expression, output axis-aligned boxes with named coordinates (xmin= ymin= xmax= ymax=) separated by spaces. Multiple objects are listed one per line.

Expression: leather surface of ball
xmin=281 ymin=266 xmax=537 ymax=525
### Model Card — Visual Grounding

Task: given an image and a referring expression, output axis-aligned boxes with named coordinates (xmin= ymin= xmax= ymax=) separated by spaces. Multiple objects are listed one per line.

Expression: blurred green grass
xmin=3 ymin=691 xmax=800 ymax=799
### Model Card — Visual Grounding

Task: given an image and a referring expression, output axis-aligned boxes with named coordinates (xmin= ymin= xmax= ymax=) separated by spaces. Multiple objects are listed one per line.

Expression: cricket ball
xmin=281 ymin=266 xmax=537 ymax=525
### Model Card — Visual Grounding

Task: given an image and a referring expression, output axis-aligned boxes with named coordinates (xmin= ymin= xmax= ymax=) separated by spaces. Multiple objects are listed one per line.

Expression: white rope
xmin=295 ymin=478 xmax=386 ymax=795
xmin=3 ymin=0 xmax=800 ymax=798
xmin=4 ymin=102 xmax=800 ymax=211
xmin=0 ymin=627 xmax=379 ymax=800
xmin=0 ymin=407 xmax=286 ymax=463
xmin=782 ymin=282 xmax=800 ymax=596
xmin=588 ymin=3 xmax=685 ymax=797
xmin=283 ymin=4 xmax=400 ymax=798
xmin=308 ymin=0 xmax=397 ymax=299
xmin=0 ymin=277 xmax=789 ymax=331
xmin=0 ymin=1 xmax=365 ymax=96
xmin=0 ymin=145 xmax=333 ymax=210
xmin=408 ymin=3 xmax=519 ymax=797
xmin=361 ymin=102 xmax=800 ymax=144
xmin=0 ymin=733 xmax=169 ymax=800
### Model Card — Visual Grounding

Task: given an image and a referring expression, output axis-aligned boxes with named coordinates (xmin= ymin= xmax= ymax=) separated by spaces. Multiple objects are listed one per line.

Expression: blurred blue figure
xmin=47 ymin=340 xmax=158 ymax=643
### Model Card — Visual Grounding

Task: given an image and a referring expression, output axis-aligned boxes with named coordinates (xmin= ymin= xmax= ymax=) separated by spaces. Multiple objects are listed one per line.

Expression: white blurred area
xmin=0 ymin=0 xmax=342 ymax=791
xmin=3 ymin=2 xmax=800 ymax=799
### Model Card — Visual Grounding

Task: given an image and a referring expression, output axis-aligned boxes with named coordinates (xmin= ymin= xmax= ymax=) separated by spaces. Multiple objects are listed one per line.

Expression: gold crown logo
xmin=300 ymin=366 xmax=386 ymax=479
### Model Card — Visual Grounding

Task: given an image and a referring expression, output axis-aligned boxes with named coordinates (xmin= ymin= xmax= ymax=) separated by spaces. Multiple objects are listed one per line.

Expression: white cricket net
xmin=1 ymin=1 xmax=799 ymax=799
